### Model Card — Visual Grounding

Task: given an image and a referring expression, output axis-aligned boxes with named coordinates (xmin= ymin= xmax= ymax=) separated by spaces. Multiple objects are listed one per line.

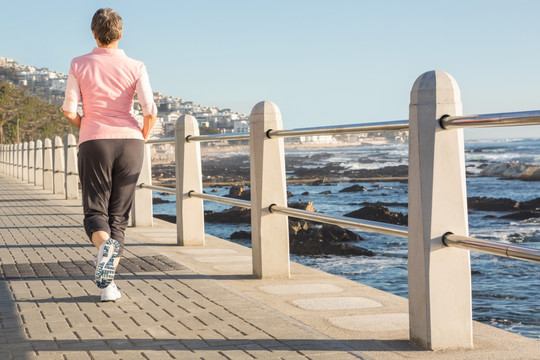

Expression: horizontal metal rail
xmin=442 ymin=233 xmax=540 ymax=264
xmin=269 ymin=204 xmax=408 ymax=238
xmin=441 ymin=110 xmax=540 ymax=130
xmin=146 ymin=137 xmax=175 ymax=145
xmin=138 ymin=183 xmax=177 ymax=194
xmin=188 ymin=191 xmax=251 ymax=208
xmin=267 ymin=119 xmax=409 ymax=138
xmin=187 ymin=133 xmax=250 ymax=143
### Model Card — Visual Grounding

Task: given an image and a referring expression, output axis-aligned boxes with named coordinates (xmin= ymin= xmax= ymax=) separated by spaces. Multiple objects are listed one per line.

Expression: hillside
xmin=0 ymin=80 xmax=78 ymax=144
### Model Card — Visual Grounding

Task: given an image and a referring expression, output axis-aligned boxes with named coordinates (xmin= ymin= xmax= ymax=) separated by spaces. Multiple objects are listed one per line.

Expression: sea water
xmin=153 ymin=137 xmax=540 ymax=340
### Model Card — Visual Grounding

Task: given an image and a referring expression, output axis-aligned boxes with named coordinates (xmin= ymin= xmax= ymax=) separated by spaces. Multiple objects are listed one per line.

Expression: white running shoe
xmin=101 ymin=283 xmax=122 ymax=302
xmin=95 ymin=238 xmax=119 ymax=289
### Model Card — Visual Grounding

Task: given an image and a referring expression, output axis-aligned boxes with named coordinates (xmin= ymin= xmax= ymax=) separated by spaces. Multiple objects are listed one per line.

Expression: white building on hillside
xmin=234 ymin=120 xmax=249 ymax=133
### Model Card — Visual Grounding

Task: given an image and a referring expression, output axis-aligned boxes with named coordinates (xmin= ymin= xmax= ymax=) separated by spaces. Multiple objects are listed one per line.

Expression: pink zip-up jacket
xmin=62 ymin=47 xmax=157 ymax=145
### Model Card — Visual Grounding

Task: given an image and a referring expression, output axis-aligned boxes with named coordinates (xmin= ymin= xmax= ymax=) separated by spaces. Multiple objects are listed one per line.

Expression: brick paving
xmin=0 ymin=174 xmax=366 ymax=360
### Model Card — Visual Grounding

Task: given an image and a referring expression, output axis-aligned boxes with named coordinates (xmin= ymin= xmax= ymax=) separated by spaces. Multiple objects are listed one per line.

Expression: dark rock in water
xmin=152 ymin=197 xmax=171 ymax=204
xmin=345 ymin=205 xmax=408 ymax=226
xmin=519 ymin=198 xmax=540 ymax=211
xmin=301 ymin=191 xmax=310 ymax=196
xmin=287 ymin=201 xmax=316 ymax=222
xmin=289 ymin=221 xmax=373 ymax=256
xmin=468 ymin=197 xmax=519 ymax=211
xmin=350 ymin=201 xmax=408 ymax=208
xmin=211 ymin=189 xmax=218 ymax=192
xmin=205 ymin=207 xmax=251 ymax=223
xmin=228 ymin=185 xmax=292 ymax=200
xmin=483 ymin=215 xmax=497 ymax=219
xmin=320 ymin=190 xmax=332 ymax=195
xmin=340 ymin=184 xmax=367 ymax=193
xmin=288 ymin=201 xmax=315 ymax=211
xmin=500 ymin=211 xmax=540 ymax=220
xmin=154 ymin=214 xmax=176 ymax=223
xmin=319 ymin=224 xmax=363 ymax=242
xmin=480 ymin=162 xmax=540 ymax=181
xmin=230 ymin=230 xmax=251 ymax=240
xmin=471 ymin=270 xmax=482 ymax=275
xmin=311 ymin=178 xmax=328 ymax=185
xmin=224 ymin=217 xmax=374 ymax=256
xmin=228 ymin=185 xmax=250 ymax=200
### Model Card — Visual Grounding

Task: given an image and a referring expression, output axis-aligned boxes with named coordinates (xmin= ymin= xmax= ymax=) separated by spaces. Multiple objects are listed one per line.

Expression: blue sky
xmin=1 ymin=0 xmax=539 ymax=139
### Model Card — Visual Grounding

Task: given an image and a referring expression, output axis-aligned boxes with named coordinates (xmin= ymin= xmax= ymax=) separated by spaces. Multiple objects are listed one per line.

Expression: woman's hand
xmin=142 ymin=113 xmax=157 ymax=140
xmin=63 ymin=110 xmax=81 ymax=128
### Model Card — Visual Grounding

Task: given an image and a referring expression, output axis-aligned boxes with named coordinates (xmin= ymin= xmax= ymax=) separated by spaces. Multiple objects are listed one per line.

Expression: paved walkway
xmin=1 ymin=173 xmax=539 ymax=360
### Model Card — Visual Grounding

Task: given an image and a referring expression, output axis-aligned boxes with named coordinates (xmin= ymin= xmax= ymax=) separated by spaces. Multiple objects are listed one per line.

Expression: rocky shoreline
xmin=151 ymin=149 xmax=539 ymax=257
xmin=153 ymin=182 xmax=540 ymax=257
xmin=479 ymin=163 xmax=540 ymax=181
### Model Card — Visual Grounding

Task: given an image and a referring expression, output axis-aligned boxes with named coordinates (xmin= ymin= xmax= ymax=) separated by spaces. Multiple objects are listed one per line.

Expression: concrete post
xmin=0 ymin=145 xmax=4 ymax=174
xmin=250 ymin=101 xmax=290 ymax=279
xmin=408 ymin=70 xmax=472 ymax=350
xmin=132 ymin=143 xmax=153 ymax=227
xmin=52 ymin=136 xmax=65 ymax=195
xmin=17 ymin=143 xmax=22 ymax=179
xmin=43 ymin=138 xmax=53 ymax=191
xmin=28 ymin=141 xmax=35 ymax=184
xmin=64 ymin=134 xmax=79 ymax=199
xmin=11 ymin=144 xmax=16 ymax=177
xmin=35 ymin=140 xmax=43 ymax=187
xmin=7 ymin=145 xmax=11 ymax=176
xmin=175 ymin=114 xmax=205 ymax=245
xmin=22 ymin=142 xmax=28 ymax=181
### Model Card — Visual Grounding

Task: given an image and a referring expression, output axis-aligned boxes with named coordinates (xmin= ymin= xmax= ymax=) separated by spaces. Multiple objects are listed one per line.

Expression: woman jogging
xmin=62 ymin=8 xmax=157 ymax=301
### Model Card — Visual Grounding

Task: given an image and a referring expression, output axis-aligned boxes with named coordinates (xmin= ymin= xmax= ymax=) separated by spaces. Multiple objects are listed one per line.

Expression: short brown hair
xmin=91 ymin=8 xmax=123 ymax=45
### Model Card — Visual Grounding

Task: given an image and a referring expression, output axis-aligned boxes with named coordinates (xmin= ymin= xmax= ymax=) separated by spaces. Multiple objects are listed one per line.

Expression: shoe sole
xmin=95 ymin=239 xmax=119 ymax=289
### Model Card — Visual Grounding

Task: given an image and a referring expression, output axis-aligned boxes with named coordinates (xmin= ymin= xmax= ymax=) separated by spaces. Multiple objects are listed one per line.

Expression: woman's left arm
xmin=62 ymin=70 xmax=82 ymax=128
xmin=63 ymin=111 xmax=82 ymax=128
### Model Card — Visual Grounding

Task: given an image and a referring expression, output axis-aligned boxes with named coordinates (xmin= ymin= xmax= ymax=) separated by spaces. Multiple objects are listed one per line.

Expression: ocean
xmin=153 ymin=137 xmax=540 ymax=340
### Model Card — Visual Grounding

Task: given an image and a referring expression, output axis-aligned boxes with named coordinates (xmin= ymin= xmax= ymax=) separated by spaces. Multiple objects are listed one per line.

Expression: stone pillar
xmin=250 ymin=101 xmax=290 ymax=279
xmin=52 ymin=136 xmax=65 ymax=195
xmin=175 ymin=114 xmax=204 ymax=245
xmin=132 ymin=143 xmax=153 ymax=227
xmin=408 ymin=70 xmax=472 ymax=350
xmin=43 ymin=138 xmax=53 ymax=191
xmin=22 ymin=142 xmax=28 ymax=181
xmin=17 ymin=143 xmax=22 ymax=179
xmin=0 ymin=145 xmax=4 ymax=174
xmin=11 ymin=144 xmax=16 ymax=177
xmin=35 ymin=140 xmax=43 ymax=187
xmin=64 ymin=134 xmax=79 ymax=199
xmin=28 ymin=141 xmax=35 ymax=184
xmin=8 ymin=144 xmax=13 ymax=176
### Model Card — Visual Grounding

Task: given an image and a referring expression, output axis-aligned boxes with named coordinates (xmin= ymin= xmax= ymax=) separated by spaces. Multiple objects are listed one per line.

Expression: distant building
xmin=298 ymin=135 xmax=335 ymax=144
xmin=234 ymin=120 xmax=249 ymax=133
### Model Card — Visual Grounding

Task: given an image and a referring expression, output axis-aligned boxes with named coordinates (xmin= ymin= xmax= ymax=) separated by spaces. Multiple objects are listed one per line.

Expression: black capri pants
xmin=78 ymin=139 xmax=144 ymax=256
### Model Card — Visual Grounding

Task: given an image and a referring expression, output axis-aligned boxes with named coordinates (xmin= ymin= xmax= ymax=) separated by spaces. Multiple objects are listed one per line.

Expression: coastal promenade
xmin=1 ymin=173 xmax=539 ymax=360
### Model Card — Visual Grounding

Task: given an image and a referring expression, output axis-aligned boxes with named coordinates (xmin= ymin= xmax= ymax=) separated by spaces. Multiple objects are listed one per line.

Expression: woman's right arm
xmin=136 ymin=65 xmax=158 ymax=140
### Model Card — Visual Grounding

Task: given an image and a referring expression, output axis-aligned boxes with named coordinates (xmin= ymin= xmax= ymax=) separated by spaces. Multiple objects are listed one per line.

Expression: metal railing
xmin=269 ymin=204 xmax=408 ymax=238
xmin=443 ymin=233 xmax=540 ymax=264
xmin=143 ymin=110 xmax=540 ymax=264
xmin=441 ymin=110 xmax=540 ymax=129
xmin=268 ymin=119 xmax=409 ymax=138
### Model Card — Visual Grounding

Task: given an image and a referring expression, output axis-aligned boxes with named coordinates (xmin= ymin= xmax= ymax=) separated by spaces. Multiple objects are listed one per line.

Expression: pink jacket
xmin=62 ymin=47 xmax=157 ymax=145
